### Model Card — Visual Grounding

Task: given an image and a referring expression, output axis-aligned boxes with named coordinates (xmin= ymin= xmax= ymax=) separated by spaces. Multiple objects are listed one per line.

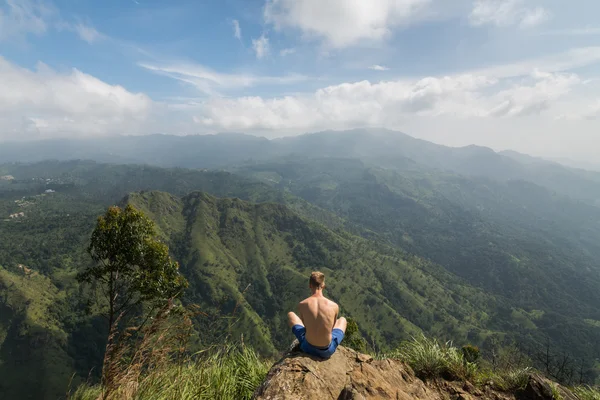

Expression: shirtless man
xmin=287 ymin=271 xmax=347 ymax=358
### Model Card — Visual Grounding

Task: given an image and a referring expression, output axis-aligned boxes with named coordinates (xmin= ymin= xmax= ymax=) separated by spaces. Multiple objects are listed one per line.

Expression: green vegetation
xmin=343 ymin=317 xmax=368 ymax=353
xmin=550 ymin=382 xmax=564 ymax=400
xmin=70 ymin=329 xmax=544 ymax=399
xmin=1 ymin=157 xmax=600 ymax=398
xmin=392 ymin=335 xmax=531 ymax=391
xmin=486 ymin=368 xmax=532 ymax=392
xmin=233 ymin=156 xmax=600 ymax=364
xmin=0 ymin=266 xmax=75 ymax=400
xmin=127 ymin=190 xmax=509 ymax=356
xmin=80 ymin=204 xmax=187 ymax=331
xmin=461 ymin=344 xmax=480 ymax=364
xmin=573 ymin=386 xmax=600 ymax=400
xmin=393 ymin=335 xmax=477 ymax=381
xmin=70 ymin=305 xmax=270 ymax=400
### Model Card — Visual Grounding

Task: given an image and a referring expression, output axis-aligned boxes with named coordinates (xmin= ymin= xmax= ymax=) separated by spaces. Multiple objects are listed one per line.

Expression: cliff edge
xmin=253 ymin=346 xmax=576 ymax=400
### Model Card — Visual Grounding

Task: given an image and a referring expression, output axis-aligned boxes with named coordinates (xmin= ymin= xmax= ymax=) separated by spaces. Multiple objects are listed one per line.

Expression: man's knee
xmin=336 ymin=317 xmax=347 ymax=332
xmin=288 ymin=312 xmax=301 ymax=327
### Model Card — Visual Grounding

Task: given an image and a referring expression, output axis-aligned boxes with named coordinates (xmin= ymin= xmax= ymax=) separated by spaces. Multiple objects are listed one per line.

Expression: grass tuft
xmin=393 ymin=335 xmax=477 ymax=381
xmin=550 ymin=382 xmax=563 ymax=400
xmin=71 ymin=344 xmax=270 ymax=400
xmin=491 ymin=367 xmax=531 ymax=391
xmin=573 ymin=386 xmax=600 ymax=400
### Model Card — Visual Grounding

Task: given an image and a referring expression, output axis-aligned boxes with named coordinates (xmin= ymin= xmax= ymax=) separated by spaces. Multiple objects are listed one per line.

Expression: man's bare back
xmin=287 ymin=271 xmax=347 ymax=358
xmin=297 ymin=294 xmax=339 ymax=347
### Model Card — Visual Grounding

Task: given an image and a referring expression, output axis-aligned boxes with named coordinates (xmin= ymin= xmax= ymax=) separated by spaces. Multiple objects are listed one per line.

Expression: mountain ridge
xmin=3 ymin=128 xmax=600 ymax=205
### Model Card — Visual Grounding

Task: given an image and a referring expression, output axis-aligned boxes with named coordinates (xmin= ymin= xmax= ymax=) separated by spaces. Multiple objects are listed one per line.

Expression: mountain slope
xmin=1 ymin=160 xmax=600 ymax=397
xmin=0 ymin=267 xmax=74 ymax=400
xmin=231 ymin=156 xmax=600 ymax=359
xmin=0 ymin=161 xmax=347 ymax=399
xmin=277 ymin=129 xmax=600 ymax=205
xmin=127 ymin=191 xmax=519 ymax=355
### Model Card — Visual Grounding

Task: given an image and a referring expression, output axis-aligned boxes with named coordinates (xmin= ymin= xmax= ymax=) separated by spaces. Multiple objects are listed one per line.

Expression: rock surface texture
xmin=253 ymin=346 xmax=574 ymax=400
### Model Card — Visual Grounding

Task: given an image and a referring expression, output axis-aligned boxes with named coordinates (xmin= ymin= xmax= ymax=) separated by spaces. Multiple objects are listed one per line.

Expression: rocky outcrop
xmin=253 ymin=346 xmax=575 ymax=400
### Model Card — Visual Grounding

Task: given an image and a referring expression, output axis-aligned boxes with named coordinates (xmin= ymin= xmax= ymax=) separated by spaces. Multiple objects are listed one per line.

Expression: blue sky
xmin=1 ymin=0 xmax=600 ymax=161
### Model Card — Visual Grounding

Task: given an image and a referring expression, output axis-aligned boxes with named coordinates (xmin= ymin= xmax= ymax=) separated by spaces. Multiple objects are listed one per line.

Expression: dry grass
xmin=69 ymin=303 xmax=271 ymax=400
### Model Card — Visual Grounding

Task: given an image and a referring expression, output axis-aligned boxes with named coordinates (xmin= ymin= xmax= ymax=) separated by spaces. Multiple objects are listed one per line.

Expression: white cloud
xmin=186 ymin=66 xmax=593 ymax=134
xmin=264 ymin=0 xmax=430 ymax=48
xmin=191 ymin=74 xmax=494 ymax=131
xmin=0 ymin=56 xmax=154 ymax=139
xmin=280 ymin=47 xmax=296 ymax=56
xmin=472 ymin=47 xmax=600 ymax=79
xmin=139 ymin=62 xmax=306 ymax=94
xmin=232 ymin=19 xmax=241 ymax=40
xmin=73 ymin=22 xmax=102 ymax=43
xmin=0 ymin=0 xmax=107 ymax=45
xmin=469 ymin=0 xmax=550 ymax=28
xmin=370 ymin=64 xmax=390 ymax=71
xmin=485 ymin=70 xmax=580 ymax=117
xmin=252 ymin=34 xmax=270 ymax=59
xmin=184 ymin=46 xmax=600 ymax=133
xmin=0 ymin=0 xmax=55 ymax=41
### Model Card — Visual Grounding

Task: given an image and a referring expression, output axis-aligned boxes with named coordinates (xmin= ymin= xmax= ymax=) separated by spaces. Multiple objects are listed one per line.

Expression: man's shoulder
xmin=328 ymin=298 xmax=339 ymax=309
xmin=320 ymin=296 xmax=338 ymax=308
xmin=298 ymin=298 xmax=311 ymax=306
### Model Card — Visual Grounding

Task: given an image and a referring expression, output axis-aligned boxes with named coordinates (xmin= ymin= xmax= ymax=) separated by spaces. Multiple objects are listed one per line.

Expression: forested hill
xmin=125 ymin=190 xmax=508 ymax=354
xmin=1 ymin=158 xmax=600 ymax=398
xmin=231 ymin=157 xmax=600 ymax=321
xmin=0 ymin=162 xmax=343 ymax=399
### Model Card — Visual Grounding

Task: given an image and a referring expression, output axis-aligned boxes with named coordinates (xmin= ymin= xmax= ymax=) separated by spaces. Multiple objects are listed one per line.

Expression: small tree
xmin=78 ymin=204 xmax=188 ymax=332
xmin=344 ymin=317 xmax=368 ymax=353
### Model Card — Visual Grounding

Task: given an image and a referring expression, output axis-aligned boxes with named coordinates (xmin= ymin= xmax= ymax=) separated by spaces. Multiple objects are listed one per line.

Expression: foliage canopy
xmin=79 ymin=204 xmax=187 ymax=329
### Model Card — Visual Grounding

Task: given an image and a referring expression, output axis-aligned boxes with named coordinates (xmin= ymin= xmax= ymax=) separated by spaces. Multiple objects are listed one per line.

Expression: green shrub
xmin=344 ymin=317 xmax=368 ymax=353
xmin=573 ymin=386 xmax=600 ymax=400
xmin=461 ymin=344 xmax=480 ymax=363
xmin=395 ymin=335 xmax=448 ymax=379
xmin=446 ymin=347 xmax=478 ymax=381
xmin=394 ymin=335 xmax=477 ymax=381
xmin=481 ymin=367 xmax=531 ymax=392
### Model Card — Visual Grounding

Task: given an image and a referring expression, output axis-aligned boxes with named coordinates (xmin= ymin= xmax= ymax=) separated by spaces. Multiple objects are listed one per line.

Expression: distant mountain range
xmin=3 ymin=129 xmax=600 ymax=205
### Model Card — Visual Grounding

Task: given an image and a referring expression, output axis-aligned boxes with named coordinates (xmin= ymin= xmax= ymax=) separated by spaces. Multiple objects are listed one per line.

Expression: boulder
xmin=254 ymin=346 xmax=577 ymax=400
xmin=254 ymin=346 xmax=433 ymax=400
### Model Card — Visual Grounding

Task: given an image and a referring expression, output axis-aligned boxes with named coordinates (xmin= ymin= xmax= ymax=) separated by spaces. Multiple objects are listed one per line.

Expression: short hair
xmin=309 ymin=271 xmax=325 ymax=289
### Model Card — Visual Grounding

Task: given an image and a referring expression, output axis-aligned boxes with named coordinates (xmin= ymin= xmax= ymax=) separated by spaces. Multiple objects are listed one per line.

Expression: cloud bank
xmin=0 ymin=57 xmax=153 ymax=139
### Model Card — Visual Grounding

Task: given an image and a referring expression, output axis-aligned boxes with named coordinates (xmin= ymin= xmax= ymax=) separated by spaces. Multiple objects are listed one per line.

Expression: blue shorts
xmin=292 ymin=325 xmax=344 ymax=359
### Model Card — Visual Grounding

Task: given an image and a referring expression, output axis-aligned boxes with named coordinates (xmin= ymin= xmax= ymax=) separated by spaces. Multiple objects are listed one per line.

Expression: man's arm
xmin=333 ymin=303 xmax=340 ymax=328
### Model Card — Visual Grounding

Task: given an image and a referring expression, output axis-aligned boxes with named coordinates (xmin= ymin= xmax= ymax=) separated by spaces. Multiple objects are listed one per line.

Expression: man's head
xmin=309 ymin=271 xmax=325 ymax=290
